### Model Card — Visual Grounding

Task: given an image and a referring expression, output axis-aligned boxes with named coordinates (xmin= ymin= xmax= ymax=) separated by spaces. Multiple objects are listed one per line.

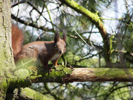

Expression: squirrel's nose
xmin=59 ymin=50 xmax=63 ymax=54
xmin=59 ymin=50 xmax=62 ymax=54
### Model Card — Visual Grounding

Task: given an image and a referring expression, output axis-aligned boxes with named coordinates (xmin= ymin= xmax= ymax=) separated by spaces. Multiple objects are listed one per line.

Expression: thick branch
xmin=62 ymin=68 xmax=133 ymax=83
xmin=8 ymin=65 xmax=133 ymax=86
xmin=14 ymin=88 xmax=54 ymax=100
xmin=34 ymin=67 xmax=133 ymax=83
xmin=6 ymin=66 xmax=41 ymax=89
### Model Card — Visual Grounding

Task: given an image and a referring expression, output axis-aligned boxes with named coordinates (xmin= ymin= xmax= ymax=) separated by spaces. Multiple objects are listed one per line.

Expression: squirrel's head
xmin=54 ymin=29 xmax=67 ymax=54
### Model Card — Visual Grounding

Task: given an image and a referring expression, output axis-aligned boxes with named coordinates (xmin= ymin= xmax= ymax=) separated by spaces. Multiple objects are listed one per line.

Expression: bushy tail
xmin=12 ymin=24 xmax=24 ymax=59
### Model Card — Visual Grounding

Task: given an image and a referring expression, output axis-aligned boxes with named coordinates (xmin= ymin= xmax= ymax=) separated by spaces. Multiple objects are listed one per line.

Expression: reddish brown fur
xmin=12 ymin=24 xmax=24 ymax=58
xmin=12 ymin=25 xmax=67 ymax=69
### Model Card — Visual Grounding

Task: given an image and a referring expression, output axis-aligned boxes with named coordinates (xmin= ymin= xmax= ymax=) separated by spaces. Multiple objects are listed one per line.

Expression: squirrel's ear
xmin=54 ymin=29 xmax=60 ymax=43
xmin=63 ymin=29 xmax=67 ymax=42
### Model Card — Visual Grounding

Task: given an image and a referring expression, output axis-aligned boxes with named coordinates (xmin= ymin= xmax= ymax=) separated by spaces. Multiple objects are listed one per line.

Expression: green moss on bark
xmin=14 ymin=88 xmax=54 ymax=100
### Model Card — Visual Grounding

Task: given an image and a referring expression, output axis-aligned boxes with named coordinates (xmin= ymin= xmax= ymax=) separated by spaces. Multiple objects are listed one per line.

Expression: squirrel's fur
xmin=12 ymin=24 xmax=66 ymax=69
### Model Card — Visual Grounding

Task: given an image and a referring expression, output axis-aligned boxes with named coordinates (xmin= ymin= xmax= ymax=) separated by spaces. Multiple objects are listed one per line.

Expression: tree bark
xmin=2 ymin=66 xmax=133 ymax=86
xmin=13 ymin=88 xmax=54 ymax=100
xmin=0 ymin=0 xmax=14 ymax=99
xmin=30 ymin=67 xmax=133 ymax=83
xmin=62 ymin=68 xmax=133 ymax=83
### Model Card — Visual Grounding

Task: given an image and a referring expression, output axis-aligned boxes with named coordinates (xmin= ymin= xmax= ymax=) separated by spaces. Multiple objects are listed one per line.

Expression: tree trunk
xmin=0 ymin=0 xmax=14 ymax=99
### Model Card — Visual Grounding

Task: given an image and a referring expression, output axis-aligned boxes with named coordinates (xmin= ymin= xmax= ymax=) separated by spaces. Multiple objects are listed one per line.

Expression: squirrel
xmin=12 ymin=24 xmax=67 ymax=70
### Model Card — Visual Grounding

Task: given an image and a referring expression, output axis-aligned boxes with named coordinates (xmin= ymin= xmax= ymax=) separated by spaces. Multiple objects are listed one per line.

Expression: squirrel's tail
xmin=12 ymin=24 xmax=24 ymax=59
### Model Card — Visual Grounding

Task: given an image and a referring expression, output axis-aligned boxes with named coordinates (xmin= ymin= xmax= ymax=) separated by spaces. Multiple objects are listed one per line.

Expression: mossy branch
xmin=5 ymin=65 xmax=72 ymax=89
xmin=8 ymin=66 xmax=133 ymax=87
xmin=14 ymin=87 xmax=54 ymax=100
xmin=63 ymin=68 xmax=133 ymax=83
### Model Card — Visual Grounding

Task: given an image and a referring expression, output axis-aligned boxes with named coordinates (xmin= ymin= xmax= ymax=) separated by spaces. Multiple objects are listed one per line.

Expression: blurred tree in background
xmin=9 ymin=0 xmax=133 ymax=99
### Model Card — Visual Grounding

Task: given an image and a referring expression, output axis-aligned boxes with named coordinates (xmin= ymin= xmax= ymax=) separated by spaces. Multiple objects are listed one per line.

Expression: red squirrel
xmin=12 ymin=24 xmax=67 ymax=70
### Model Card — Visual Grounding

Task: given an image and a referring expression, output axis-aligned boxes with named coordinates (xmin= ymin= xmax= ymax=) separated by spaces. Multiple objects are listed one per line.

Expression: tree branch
xmin=11 ymin=14 xmax=54 ymax=32
xmin=6 ymin=64 xmax=133 ymax=90
xmin=62 ymin=68 xmax=133 ymax=83
xmin=14 ymin=87 xmax=54 ymax=100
